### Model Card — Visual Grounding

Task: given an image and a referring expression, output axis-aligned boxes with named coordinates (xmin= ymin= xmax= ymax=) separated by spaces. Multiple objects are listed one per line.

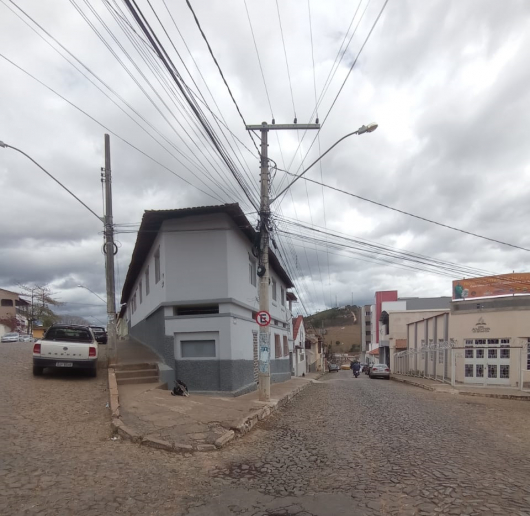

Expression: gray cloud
xmin=1 ymin=0 xmax=530 ymax=318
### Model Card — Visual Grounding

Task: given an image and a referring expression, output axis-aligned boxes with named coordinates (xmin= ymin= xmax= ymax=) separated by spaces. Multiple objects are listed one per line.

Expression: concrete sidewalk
xmin=391 ymin=373 xmax=530 ymax=400
xmin=110 ymin=372 xmax=324 ymax=453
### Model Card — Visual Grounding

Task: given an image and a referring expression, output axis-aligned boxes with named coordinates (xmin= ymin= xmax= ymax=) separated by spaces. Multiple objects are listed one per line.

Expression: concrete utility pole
xmin=103 ymin=134 xmax=117 ymax=365
xmin=246 ymin=121 xmax=320 ymax=401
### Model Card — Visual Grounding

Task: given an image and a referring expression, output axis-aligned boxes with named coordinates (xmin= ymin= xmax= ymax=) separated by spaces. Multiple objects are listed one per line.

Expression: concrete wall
xmin=128 ymin=232 xmax=166 ymax=328
xmin=450 ymin=308 xmax=530 ymax=387
xmin=406 ymin=297 xmax=452 ymax=310
xmin=129 ymin=307 xmax=172 ymax=365
xmin=125 ymin=212 xmax=293 ymax=395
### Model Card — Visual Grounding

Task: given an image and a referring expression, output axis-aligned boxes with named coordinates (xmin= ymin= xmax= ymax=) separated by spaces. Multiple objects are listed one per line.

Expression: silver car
xmin=19 ymin=334 xmax=33 ymax=342
xmin=369 ymin=363 xmax=391 ymax=379
xmin=1 ymin=332 xmax=20 ymax=343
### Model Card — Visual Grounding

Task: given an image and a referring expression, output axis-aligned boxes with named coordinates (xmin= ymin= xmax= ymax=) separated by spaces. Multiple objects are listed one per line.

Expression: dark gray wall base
xmin=271 ymin=372 xmax=291 ymax=384
xmin=174 ymin=359 xmax=255 ymax=393
xmin=130 ymin=308 xmax=173 ymax=366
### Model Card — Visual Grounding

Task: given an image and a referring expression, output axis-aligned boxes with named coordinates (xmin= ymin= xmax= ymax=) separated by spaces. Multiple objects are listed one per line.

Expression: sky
xmin=1 ymin=0 xmax=530 ymax=322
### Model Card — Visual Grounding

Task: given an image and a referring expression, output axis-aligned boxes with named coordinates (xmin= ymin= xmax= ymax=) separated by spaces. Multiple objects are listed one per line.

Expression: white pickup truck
xmin=32 ymin=324 xmax=98 ymax=377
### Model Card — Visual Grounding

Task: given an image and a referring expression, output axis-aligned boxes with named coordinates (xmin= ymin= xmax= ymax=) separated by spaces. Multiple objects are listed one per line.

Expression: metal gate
xmin=464 ymin=338 xmax=510 ymax=385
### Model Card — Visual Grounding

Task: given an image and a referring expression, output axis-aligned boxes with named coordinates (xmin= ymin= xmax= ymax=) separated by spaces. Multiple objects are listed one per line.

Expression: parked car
xmin=328 ymin=363 xmax=340 ymax=373
xmin=19 ymin=334 xmax=33 ymax=342
xmin=1 ymin=332 xmax=20 ymax=343
xmin=90 ymin=326 xmax=107 ymax=344
xmin=369 ymin=363 xmax=391 ymax=379
xmin=32 ymin=324 xmax=98 ymax=377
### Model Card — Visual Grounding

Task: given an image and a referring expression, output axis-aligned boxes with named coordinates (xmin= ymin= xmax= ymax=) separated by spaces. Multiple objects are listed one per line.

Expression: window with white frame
xmin=145 ymin=266 xmax=150 ymax=296
xmin=249 ymin=257 xmax=257 ymax=287
xmin=527 ymin=338 xmax=530 ymax=371
xmin=280 ymin=286 xmax=285 ymax=306
xmin=154 ymin=246 xmax=161 ymax=284
xmin=272 ymin=278 xmax=277 ymax=302
xmin=139 ymin=280 xmax=143 ymax=304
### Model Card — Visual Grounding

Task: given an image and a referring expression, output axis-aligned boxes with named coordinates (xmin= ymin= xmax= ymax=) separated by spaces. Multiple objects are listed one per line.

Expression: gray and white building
xmin=121 ymin=204 xmax=294 ymax=396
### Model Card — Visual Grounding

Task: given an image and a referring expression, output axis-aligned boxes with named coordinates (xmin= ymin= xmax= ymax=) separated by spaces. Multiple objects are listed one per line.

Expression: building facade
xmin=0 ymin=288 xmax=29 ymax=333
xmin=121 ymin=204 xmax=294 ymax=396
xmin=398 ymin=276 xmax=530 ymax=388
xmin=360 ymin=304 xmax=372 ymax=363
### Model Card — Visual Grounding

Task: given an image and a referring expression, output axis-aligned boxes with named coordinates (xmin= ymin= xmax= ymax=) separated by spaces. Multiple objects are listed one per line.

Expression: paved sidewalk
xmin=114 ymin=373 xmax=324 ymax=452
xmin=391 ymin=373 xmax=530 ymax=399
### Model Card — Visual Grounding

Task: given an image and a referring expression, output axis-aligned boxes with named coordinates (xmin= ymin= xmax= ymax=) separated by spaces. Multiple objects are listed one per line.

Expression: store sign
xmin=472 ymin=317 xmax=490 ymax=333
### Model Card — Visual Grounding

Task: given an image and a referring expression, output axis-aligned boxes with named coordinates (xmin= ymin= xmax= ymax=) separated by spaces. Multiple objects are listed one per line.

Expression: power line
xmin=3 ymin=0 xmax=233 ymax=204
xmin=184 ymin=0 xmax=260 ymax=155
xmin=0 ymin=53 xmax=225 ymax=203
xmin=0 ymin=141 xmax=102 ymax=222
xmin=275 ymin=0 xmax=296 ymax=118
xmin=277 ymin=169 xmax=530 ymax=253
xmin=121 ymin=0 xmax=259 ymax=211
xmin=243 ymin=0 xmax=275 ymax=120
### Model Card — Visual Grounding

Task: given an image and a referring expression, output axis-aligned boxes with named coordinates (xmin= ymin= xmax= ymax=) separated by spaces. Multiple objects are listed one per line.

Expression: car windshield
xmin=44 ymin=327 xmax=92 ymax=342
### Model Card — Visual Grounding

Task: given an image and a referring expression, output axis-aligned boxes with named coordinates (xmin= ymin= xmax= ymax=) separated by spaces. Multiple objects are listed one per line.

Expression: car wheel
xmin=385 ymin=376 xmax=390 ymax=380
xmin=33 ymin=366 xmax=44 ymax=376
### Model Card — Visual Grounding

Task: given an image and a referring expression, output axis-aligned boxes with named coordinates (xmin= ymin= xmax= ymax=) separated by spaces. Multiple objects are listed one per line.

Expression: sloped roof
xmin=368 ymin=348 xmax=380 ymax=355
xmin=121 ymin=203 xmax=293 ymax=303
xmin=292 ymin=315 xmax=303 ymax=340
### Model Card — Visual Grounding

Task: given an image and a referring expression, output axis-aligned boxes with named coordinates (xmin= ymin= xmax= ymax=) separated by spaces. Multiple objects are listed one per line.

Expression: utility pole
xmin=102 ymin=134 xmax=117 ymax=365
xmin=246 ymin=121 xmax=320 ymax=401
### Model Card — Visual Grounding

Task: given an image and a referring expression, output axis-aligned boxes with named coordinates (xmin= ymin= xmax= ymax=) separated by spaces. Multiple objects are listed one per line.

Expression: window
xmin=488 ymin=364 xmax=497 ymax=378
xmin=366 ymin=321 xmax=371 ymax=326
xmin=275 ymin=334 xmax=281 ymax=357
xmin=272 ymin=278 xmax=277 ymax=302
xmin=476 ymin=364 xmax=484 ymax=377
xmin=1 ymin=299 xmax=14 ymax=307
xmin=365 ymin=331 xmax=371 ymax=336
xmin=174 ymin=305 xmax=219 ymax=316
xmin=154 ymin=246 xmax=161 ymax=284
xmin=500 ymin=365 xmax=510 ymax=379
xmin=465 ymin=349 xmax=473 ymax=358
xmin=283 ymin=335 xmax=288 ymax=356
xmin=145 ymin=266 xmax=150 ymax=296
xmin=365 ymin=311 xmax=371 ymax=315
xmin=139 ymin=280 xmax=143 ymax=304
xmin=476 ymin=349 xmax=484 ymax=359
xmin=181 ymin=340 xmax=216 ymax=358
xmin=527 ymin=338 xmax=530 ymax=371
xmin=44 ymin=327 xmax=92 ymax=342
xmin=281 ymin=287 xmax=285 ymax=306
xmin=500 ymin=346 xmax=510 ymax=359
xmin=249 ymin=258 xmax=257 ymax=287
xmin=488 ymin=349 xmax=497 ymax=359
xmin=465 ymin=364 xmax=473 ymax=377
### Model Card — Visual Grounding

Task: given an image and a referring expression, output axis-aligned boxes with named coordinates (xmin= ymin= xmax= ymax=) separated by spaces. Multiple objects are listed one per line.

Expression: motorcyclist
xmin=350 ymin=360 xmax=361 ymax=377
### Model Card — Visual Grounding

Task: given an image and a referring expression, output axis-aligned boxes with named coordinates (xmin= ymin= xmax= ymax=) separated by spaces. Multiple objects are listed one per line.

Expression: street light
xmin=270 ymin=122 xmax=378 ymax=203
xmin=77 ymin=285 xmax=107 ymax=305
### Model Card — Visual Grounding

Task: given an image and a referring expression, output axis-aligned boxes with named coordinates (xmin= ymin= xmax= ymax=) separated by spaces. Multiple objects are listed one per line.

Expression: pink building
xmin=374 ymin=290 xmax=398 ymax=345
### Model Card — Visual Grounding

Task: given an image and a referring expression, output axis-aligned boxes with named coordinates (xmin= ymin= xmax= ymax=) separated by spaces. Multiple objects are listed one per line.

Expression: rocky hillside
xmin=305 ymin=305 xmax=361 ymax=354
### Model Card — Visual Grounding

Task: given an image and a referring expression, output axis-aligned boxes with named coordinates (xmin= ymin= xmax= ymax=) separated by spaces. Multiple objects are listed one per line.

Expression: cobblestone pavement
xmin=2 ymin=344 xmax=530 ymax=515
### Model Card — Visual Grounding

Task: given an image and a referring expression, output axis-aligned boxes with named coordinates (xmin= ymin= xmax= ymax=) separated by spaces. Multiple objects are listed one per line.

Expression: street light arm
xmin=0 ymin=141 xmax=103 ymax=222
xmin=77 ymin=285 xmax=107 ymax=304
xmin=269 ymin=123 xmax=377 ymax=204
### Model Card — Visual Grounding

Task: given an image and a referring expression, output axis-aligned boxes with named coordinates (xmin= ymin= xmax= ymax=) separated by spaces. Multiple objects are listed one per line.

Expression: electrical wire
xmin=0 ymin=53 xmax=225 ymax=203
xmin=276 ymin=169 xmax=530 ymax=253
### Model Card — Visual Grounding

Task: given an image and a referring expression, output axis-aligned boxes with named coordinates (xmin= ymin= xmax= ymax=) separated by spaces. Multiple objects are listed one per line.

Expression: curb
xmin=108 ymin=370 xmax=323 ymax=453
xmin=390 ymin=375 xmax=436 ymax=391
xmin=391 ymin=375 xmax=530 ymax=400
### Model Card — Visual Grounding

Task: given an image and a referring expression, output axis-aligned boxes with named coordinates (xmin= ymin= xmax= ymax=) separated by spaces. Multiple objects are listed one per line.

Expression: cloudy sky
xmin=1 ymin=0 xmax=530 ymax=320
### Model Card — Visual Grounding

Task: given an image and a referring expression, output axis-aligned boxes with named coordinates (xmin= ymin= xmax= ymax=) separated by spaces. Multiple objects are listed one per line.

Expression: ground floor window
xmin=275 ymin=334 xmax=281 ymax=358
xmin=181 ymin=340 xmax=216 ymax=358
xmin=527 ymin=338 xmax=530 ymax=371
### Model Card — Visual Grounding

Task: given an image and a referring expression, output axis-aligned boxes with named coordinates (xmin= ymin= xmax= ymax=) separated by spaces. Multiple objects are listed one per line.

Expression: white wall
xmin=128 ymin=231 xmax=166 ymax=327
xmin=382 ymin=300 xmax=407 ymax=312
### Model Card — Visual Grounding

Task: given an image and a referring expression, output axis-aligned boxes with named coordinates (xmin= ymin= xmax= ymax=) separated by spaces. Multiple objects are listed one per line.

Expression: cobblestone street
xmin=2 ymin=343 xmax=530 ymax=515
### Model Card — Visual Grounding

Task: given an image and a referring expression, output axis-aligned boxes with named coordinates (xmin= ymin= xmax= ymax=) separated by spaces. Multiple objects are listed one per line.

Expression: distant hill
xmin=306 ymin=305 xmax=361 ymax=354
